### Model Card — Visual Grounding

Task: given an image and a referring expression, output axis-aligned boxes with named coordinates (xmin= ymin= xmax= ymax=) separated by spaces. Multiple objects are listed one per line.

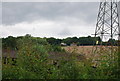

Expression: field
xmin=63 ymin=46 xmax=93 ymax=59
xmin=63 ymin=46 xmax=118 ymax=59
xmin=63 ymin=46 xmax=118 ymax=67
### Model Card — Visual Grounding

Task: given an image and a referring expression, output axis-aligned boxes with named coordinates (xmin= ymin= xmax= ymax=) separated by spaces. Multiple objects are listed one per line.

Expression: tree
xmin=46 ymin=37 xmax=62 ymax=45
xmin=108 ymin=39 xmax=117 ymax=46
xmin=2 ymin=36 xmax=17 ymax=49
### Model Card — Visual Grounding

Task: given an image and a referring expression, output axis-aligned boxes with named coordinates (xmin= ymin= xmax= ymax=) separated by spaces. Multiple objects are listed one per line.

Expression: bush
xmin=51 ymin=45 xmax=65 ymax=52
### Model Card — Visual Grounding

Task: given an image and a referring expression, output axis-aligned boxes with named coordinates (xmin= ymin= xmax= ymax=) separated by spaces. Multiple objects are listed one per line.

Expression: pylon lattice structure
xmin=95 ymin=0 xmax=119 ymax=42
xmin=92 ymin=0 xmax=120 ymax=68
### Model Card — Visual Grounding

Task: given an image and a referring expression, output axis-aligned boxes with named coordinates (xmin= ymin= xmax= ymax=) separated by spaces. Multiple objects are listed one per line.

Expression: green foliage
xmin=58 ymin=60 xmax=79 ymax=79
xmin=62 ymin=36 xmax=101 ymax=46
xmin=78 ymin=36 xmax=101 ymax=45
xmin=50 ymin=45 xmax=65 ymax=52
xmin=107 ymin=39 xmax=117 ymax=45
xmin=46 ymin=37 xmax=62 ymax=45
xmin=2 ymin=34 xmax=119 ymax=79
xmin=62 ymin=37 xmax=78 ymax=46
xmin=3 ymin=35 xmax=49 ymax=79
xmin=3 ymin=65 xmax=37 ymax=79
xmin=2 ymin=36 xmax=17 ymax=49
xmin=2 ymin=35 xmax=65 ymax=79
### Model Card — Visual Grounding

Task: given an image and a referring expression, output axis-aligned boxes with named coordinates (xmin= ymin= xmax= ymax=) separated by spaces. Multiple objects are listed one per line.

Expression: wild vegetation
xmin=2 ymin=34 xmax=120 ymax=79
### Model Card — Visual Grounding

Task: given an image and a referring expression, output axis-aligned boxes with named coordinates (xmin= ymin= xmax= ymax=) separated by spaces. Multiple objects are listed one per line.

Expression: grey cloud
xmin=1 ymin=2 xmax=101 ymax=38
xmin=2 ymin=2 xmax=99 ymax=25
xmin=58 ymin=27 xmax=72 ymax=36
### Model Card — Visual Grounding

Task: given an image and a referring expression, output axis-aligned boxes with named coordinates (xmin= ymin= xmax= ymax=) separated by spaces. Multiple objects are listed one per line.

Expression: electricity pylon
xmin=92 ymin=0 xmax=120 ymax=68
xmin=95 ymin=0 xmax=119 ymax=42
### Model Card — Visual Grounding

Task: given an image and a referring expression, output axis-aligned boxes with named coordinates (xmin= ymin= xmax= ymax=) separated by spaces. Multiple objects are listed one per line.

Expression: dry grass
xmin=62 ymin=46 xmax=117 ymax=57
xmin=62 ymin=46 xmax=93 ymax=59
xmin=62 ymin=46 xmax=118 ymax=67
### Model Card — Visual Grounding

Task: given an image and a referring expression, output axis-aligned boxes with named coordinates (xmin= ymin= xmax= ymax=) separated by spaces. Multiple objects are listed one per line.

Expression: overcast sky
xmin=0 ymin=2 xmax=111 ymax=38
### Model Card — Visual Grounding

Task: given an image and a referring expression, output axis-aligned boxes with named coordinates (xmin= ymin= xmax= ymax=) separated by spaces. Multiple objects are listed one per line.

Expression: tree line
xmin=2 ymin=34 xmax=118 ymax=50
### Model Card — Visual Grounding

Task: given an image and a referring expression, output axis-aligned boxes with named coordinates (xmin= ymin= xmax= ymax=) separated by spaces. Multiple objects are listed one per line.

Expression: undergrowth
xmin=2 ymin=36 xmax=120 ymax=79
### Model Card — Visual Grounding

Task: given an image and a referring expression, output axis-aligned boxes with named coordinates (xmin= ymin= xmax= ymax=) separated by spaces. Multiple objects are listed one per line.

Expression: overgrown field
xmin=2 ymin=35 xmax=120 ymax=79
xmin=63 ymin=46 xmax=118 ymax=60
